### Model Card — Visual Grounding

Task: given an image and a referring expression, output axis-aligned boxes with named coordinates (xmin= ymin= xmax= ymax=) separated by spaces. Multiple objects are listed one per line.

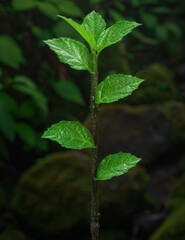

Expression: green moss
xmin=127 ymin=63 xmax=178 ymax=104
xmin=159 ymin=101 xmax=185 ymax=140
xmin=100 ymin=167 xmax=150 ymax=218
xmin=12 ymin=151 xmax=91 ymax=234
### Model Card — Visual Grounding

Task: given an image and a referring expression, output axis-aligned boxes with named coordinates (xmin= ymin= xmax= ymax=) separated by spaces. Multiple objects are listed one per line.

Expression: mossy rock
xmin=84 ymin=102 xmax=185 ymax=165
xmin=12 ymin=151 xmax=91 ymax=234
xmin=159 ymin=101 xmax=185 ymax=140
xmin=12 ymin=150 xmax=150 ymax=236
xmin=150 ymin=173 xmax=185 ymax=240
xmin=127 ymin=63 xmax=178 ymax=104
xmin=166 ymin=173 xmax=185 ymax=211
xmin=149 ymin=203 xmax=185 ymax=240
xmin=0 ymin=225 xmax=27 ymax=240
xmin=100 ymin=166 xmax=150 ymax=219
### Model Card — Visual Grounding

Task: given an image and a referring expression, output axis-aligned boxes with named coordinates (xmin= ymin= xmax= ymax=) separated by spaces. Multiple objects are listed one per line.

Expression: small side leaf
xmin=82 ymin=11 xmax=106 ymax=44
xmin=95 ymin=74 xmax=144 ymax=104
xmin=42 ymin=121 xmax=95 ymax=149
xmin=96 ymin=152 xmax=141 ymax=180
xmin=58 ymin=16 xmax=94 ymax=48
xmin=44 ymin=37 xmax=92 ymax=72
xmin=97 ymin=20 xmax=140 ymax=53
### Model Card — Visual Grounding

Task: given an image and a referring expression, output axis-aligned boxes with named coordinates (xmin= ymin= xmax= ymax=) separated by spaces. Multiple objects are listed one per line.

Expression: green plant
xmin=42 ymin=11 xmax=143 ymax=240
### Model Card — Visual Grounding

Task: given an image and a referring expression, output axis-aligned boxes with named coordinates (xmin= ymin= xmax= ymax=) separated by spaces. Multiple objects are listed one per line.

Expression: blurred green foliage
xmin=0 ymin=0 xmax=184 ymax=161
xmin=0 ymin=0 xmax=185 ymax=239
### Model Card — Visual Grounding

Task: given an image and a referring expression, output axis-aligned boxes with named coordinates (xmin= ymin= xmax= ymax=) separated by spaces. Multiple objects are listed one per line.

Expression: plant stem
xmin=90 ymin=50 xmax=99 ymax=240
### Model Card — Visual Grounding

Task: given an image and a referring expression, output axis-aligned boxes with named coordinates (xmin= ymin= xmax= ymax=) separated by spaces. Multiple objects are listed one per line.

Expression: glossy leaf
xmin=58 ymin=16 xmax=95 ymax=49
xmin=59 ymin=11 xmax=106 ymax=49
xmin=95 ymin=74 xmax=144 ymax=104
xmin=0 ymin=35 xmax=25 ymax=69
xmin=82 ymin=11 xmax=106 ymax=43
xmin=53 ymin=80 xmax=85 ymax=105
xmin=44 ymin=37 xmax=92 ymax=72
xmin=97 ymin=20 xmax=140 ymax=53
xmin=42 ymin=121 xmax=95 ymax=149
xmin=96 ymin=152 xmax=141 ymax=180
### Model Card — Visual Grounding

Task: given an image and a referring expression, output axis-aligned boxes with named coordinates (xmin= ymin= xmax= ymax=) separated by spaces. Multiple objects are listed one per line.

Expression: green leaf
xmin=140 ymin=11 xmax=157 ymax=29
xmin=16 ymin=100 xmax=36 ymax=119
xmin=82 ymin=11 xmax=106 ymax=43
xmin=0 ymin=92 xmax=17 ymax=112
xmin=90 ymin=0 xmax=104 ymax=4
xmin=0 ymin=107 xmax=16 ymax=142
xmin=37 ymin=2 xmax=58 ymax=20
xmin=16 ymin=122 xmax=37 ymax=146
xmin=12 ymin=0 xmax=37 ymax=10
xmin=95 ymin=74 xmax=144 ymax=104
xmin=53 ymin=80 xmax=85 ymax=105
xmin=59 ymin=0 xmax=83 ymax=17
xmin=44 ymin=37 xmax=92 ymax=72
xmin=42 ymin=121 xmax=95 ymax=149
xmin=12 ymin=75 xmax=48 ymax=115
xmin=97 ymin=20 xmax=140 ymax=53
xmin=0 ymin=35 xmax=25 ymax=69
xmin=96 ymin=152 xmax=141 ymax=180
xmin=58 ymin=16 xmax=95 ymax=49
xmin=108 ymin=9 xmax=124 ymax=21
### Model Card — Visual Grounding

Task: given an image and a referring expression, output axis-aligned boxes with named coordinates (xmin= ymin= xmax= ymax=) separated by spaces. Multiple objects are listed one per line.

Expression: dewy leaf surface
xmin=58 ymin=15 xmax=95 ymax=49
xmin=95 ymin=74 xmax=144 ymax=104
xmin=97 ymin=20 xmax=140 ymax=53
xmin=82 ymin=11 xmax=106 ymax=44
xmin=42 ymin=121 xmax=95 ymax=149
xmin=44 ymin=37 xmax=92 ymax=72
xmin=96 ymin=152 xmax=141 ymax=180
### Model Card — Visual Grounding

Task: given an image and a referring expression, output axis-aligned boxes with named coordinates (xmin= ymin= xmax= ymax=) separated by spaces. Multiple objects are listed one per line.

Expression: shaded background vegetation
xmin=0 ymin=0 xmax=185 ymax=239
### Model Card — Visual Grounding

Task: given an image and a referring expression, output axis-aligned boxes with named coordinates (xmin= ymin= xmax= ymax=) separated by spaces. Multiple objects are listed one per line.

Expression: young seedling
xmin=42 ymin=11 xmax=143 ymax=240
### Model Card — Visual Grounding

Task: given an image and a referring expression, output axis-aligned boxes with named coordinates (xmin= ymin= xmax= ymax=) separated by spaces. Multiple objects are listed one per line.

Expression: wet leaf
xmin=97 ymin=20 xmax=140 ymax=53
xmin=42 ymin=121 xmax=95 ymax=149
xmin=44 ymin=37 xmax=93 ymax=72
xmin=95 ymin=74 xmax=144 ymax=104
xmin=58 ymin=16 xmax=95 ymax=49
xmin=96 ymin=152 xmax=141 ymax=180
xmin=82 ymin=11 xmax=106 ymax=43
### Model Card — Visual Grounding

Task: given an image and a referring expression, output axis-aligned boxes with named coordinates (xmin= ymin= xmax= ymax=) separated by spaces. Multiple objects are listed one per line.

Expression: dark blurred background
xmin=0 ymin=0 xmax=185 ymax=239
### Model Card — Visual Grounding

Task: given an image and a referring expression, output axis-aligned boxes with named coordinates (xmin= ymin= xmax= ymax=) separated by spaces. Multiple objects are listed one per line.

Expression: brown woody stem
xmin=90 ymin=50 xmax=99 ymax=240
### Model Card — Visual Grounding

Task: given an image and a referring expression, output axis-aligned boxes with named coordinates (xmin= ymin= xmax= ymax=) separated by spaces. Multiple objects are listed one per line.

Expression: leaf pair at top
xmin=59 ymin=11 xmax=140 ymax=53
xmin=44 ymin=11 xmax=140 ymax=72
